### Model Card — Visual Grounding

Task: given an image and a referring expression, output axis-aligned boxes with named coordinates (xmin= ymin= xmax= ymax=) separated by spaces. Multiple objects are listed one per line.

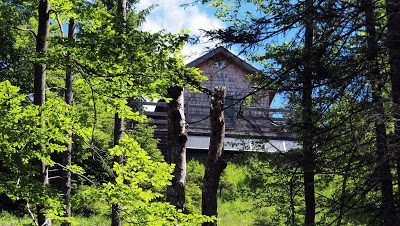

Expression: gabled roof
xmin=186 ymin=47 xmax=275 ymax=105
xmin=186 ymin=47 xmax=260 ymax=74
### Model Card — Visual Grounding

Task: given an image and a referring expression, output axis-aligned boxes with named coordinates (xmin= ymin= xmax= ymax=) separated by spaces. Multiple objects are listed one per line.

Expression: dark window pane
xmin=225 ymin=96 xmax=236 ymax=126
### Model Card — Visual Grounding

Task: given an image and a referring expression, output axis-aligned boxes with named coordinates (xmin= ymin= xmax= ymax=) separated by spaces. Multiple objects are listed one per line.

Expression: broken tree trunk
xmin=202 ymin=86 xmax=227 ymax=226
xmin=166 ymin=86 xmax=188 ymax=211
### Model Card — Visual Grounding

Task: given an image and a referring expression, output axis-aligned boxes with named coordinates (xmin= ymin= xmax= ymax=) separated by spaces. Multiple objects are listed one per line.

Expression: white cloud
xmin=136 ymin=1 xmax=223 ymax=63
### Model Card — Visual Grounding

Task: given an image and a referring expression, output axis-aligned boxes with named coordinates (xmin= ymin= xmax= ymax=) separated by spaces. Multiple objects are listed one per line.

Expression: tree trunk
xmin=34 ymin=1 xmax=50 ymax=225
xmin=303 ymin=0 xmax=315 ymax=225
xmin=111 ymin=1 xmax=126 ymax=226
xmin=336 ymin=145 xmax=355 ymax=226
xmin=61 ymin=18 xmax=75 ymax=226
xmin=289 ymin=169 xmax=297 ymax=226
xmin=111 ymin=113 xmax=124 ymax=226
xmin=202 ymin=86 xmax=227 ymax=226
xmin=166 ymin=86 xmax=188 ymax=211
xmin=386 ymin=0 xmax=400 ymax=209
xmin=363 ymin=0 xmax=398 ymax=224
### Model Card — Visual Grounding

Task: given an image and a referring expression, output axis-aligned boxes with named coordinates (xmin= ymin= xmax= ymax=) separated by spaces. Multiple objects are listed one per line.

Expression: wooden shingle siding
xmin=185 ymin=50 xmax=275 ymax=138
xmin=145 ymin=47 xmax=295 ymax=156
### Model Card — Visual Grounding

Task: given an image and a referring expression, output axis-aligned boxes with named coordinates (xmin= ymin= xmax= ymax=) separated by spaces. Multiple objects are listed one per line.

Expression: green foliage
xmin=71 ymin=185 xmax=109 ymax=217
xmin=186 ymin=160 xmax=205 ymax=213
xmin=127 ymin=123 xmax=164 ymax=161
xmin=0 ymin=80 xmax=89 ymax=222
xmin=185 ymin=159 xmax=255 ymax=224
xmin=0 ymin=1 xmax=35 ymax=92
xmin=220 ymin=163 xmax=249 ymax=201
xmin=0 ymin=0 xmax=209 ymax=224
xmin=0 ymin=211 xmax=32 ymax=226
xmin=200 ymin=0 xmax=395 ymax=224
xmin=218 ymin=199 xmax=255 ymax=226
xmin=102 ymin=136 xmax=212 ymax=225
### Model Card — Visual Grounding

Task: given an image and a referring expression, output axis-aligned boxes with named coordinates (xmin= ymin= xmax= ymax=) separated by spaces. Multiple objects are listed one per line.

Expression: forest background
xmin=2 ymin=0 xmax=400 ymax=226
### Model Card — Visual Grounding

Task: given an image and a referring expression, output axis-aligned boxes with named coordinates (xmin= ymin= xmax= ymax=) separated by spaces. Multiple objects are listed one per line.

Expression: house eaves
xmin=186 ymin=47 xmax=276 ymax=105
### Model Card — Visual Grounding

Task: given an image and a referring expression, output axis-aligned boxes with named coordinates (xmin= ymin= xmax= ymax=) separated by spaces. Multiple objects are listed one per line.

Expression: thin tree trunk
xmin=61 ymin=18 xmax=75 ymax=226
xmin=202 ymin=86 xmax=227 ymax=226
xmin=111 ymin=1 xmax=126 ymax=226
xmin=34 ymin=1 xmax=50 ymax=225
xmin=336 ymin=146 xmax=356 ymax=226
xmin=111 ymin=113 xmax=124 ymax=226
xmin=363 ymin=0 xmax=398 ymax=224
xmin=289 ymin=168 xmax=298 ymax=226
xmin=303 ymin=0 xmax=315 ymax=225
xmin=385 ymin=0 xmax=400 ymax=209
xmin=166 ymin=86 xmax=188 ymax=211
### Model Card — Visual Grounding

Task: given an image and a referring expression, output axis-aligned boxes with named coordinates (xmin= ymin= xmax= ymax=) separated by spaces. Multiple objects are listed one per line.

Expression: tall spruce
xmin=302 ymin=0 xmax=316 ymax=224
xmin=363 ymin=0 xmax=397 ymax=223
xmin=362 ymin=0 xmax=398 ymax=224
xmin=386 ymin=0 xmax=400 ymax=206
xmin=199 ymin=0 xmax=361 ymax=223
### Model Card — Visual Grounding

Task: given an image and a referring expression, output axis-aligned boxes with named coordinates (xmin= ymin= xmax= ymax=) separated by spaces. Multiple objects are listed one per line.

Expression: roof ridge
xmin=186 ymin=47 xmax=260 ymax=74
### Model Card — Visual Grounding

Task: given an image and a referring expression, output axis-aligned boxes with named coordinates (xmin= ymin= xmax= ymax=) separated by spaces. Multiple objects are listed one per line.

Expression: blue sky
xmin=137 ymin=1 xmax=223 ymax=62
xmin=137 ymin=1 xmax=285 ymax=108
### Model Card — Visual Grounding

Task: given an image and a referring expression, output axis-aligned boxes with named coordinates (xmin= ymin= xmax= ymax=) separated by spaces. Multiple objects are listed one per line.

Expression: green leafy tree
xmin=0 ymin=0 xmax=210 ymax=225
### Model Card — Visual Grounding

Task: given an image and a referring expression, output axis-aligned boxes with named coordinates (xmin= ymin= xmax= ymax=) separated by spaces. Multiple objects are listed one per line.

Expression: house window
xmin=225 ymin=96 xmax=236 ymax=126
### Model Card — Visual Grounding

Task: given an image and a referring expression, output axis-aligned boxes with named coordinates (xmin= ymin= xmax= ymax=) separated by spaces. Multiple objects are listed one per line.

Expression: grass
xmin=1 ymin=160 xmax=257 ymax=225
xmin=1 ymin=201 xmax=254 ymax=226
xmin=72 ymin=215 xmax=109 ymax=226
xmin=0 ymin=212 xmax=31 ymax=226
xmin=0 ymin=212 xmax=108 ymax=226
xmin=218 ymin=198 xmax=255 ymax=226
xmin=185 ymin=159 xmax=257 ymax=225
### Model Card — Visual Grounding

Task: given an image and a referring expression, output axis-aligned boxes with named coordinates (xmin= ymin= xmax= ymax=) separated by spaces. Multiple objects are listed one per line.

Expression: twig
xmin=26 ymin=202 xmax=39 ymax=226
xmin=54 ymin=162 xmax=96 ymax=185
xmin=74 ymin=64 xmax=116 ymax=178
xmin=49 ymin=9 xmax=64 ymax=38
xmin=41 ymin=218 xmax=51 ymax=226
xmin=9 ymin=25 xmax=37 ymax=38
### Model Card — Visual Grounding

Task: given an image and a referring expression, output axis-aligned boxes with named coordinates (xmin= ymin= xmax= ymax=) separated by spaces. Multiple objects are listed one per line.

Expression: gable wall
xmin=184 ymin=53 xmax=274 ymax=136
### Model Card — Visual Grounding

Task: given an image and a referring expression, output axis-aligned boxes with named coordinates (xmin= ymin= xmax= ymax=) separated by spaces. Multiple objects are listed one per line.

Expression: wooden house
xmin=144 ymin=47 xmax=298 ymax=158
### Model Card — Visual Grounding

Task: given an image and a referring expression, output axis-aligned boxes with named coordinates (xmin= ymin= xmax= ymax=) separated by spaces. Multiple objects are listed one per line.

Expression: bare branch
xmin=53 ymin=162 xmax=96 ymax=185
xmin=9 ymin=25 xmax=37 ymax=38
xmin=26 ymin=202 xmax=39 ymax=226
xmin=49 ymin=9 xmax=64 ymax=38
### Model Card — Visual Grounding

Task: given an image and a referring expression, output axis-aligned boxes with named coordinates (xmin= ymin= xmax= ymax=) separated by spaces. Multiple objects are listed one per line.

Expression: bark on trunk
xmin=303 ymin=0 xmax=315 ymax=225
xmin=111 ymin=1 xmax=126 ymax=226
xmin=336 ymin=146 xmax=355 ymax=226
xmin=166 ymin=86 xmax=188 ymax=211
xmin=386 ymin=0 xmax=400 ymax=209
xmin=202 ymin=86 xmax=227 ymax=226
xmin=111 ymin=201 xmax=122 ymax=226
xmin=61 ymin=18 xmax=75 ymax=226
xmin=34 ymin=1 xmax=50 ymax=225
xmin=111 ymin=114 xmax=124 ymax=226
xmin=363 ymin=1 xmax=398 ymax=224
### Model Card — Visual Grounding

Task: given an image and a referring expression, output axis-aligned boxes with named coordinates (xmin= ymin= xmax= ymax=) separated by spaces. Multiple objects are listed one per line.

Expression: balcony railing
xmin=141 ymin=102 xmax=294 ymax=140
